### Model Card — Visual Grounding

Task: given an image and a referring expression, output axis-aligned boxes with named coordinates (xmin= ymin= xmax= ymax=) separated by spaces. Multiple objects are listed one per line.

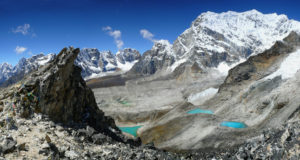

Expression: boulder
xmin=0 ymin=136 xmax=16 ymax=154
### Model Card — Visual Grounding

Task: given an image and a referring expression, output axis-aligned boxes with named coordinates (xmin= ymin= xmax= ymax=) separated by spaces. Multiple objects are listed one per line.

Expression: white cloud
xmin=12 ymin=24 xmax=36 ymax=37
xmin=15 ymin=46 xmax=27 ymax=54
xmin=115 ymin=39 xmax=124 ymax=49
xmin=102 ymin=26 xmax=124 ymax=49
xmin=140 ymin=29 xmax=155 ymax=42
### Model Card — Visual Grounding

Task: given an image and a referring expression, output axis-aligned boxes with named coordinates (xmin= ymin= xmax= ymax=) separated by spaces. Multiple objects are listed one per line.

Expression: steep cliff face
xmin=129 ymin=10 xmax=300 ymax=76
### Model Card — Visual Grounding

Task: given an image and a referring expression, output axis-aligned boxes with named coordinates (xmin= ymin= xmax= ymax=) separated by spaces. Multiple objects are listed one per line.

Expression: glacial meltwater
xmin=118 ymin=125 xmax=143 ymax=137
xmin=220 ymin=121 xmax=247 ymax=128
xmin=187 ymin=108 xmax=214 ymax=114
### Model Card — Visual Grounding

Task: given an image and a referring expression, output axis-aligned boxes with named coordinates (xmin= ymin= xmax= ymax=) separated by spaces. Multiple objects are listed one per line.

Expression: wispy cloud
xmin=102 ymin=26 xmax=124 ymax=49
xmin=15 ymin=46 xmax=27 ymax=54
xmin=12 ymin=24 xmax=36 ymax=37
xmin=27 ymin=51 xmax=33 ymax=56
xmin=140 ymin=29 xmax=155 ymax=42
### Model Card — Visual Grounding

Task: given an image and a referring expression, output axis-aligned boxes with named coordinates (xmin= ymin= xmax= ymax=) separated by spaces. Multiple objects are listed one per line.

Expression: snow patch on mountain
xmin=187 ymin=88 xmax=218 ymax=105
xmin=169 ymin=58 xmax=187 ymax=72
xmin=37 ymin=54 xmax=55 ymax=65
xmin=216 ymin=58 xmax=246 ymax=75
xmin=264 ymin=49 xmax=300 ymax=80
xmin=117 ymin=60 xmax=139 ymax=72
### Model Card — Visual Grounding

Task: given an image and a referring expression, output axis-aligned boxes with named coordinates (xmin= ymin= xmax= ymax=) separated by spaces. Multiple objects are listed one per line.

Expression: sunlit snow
xmin=169 ymin=58 xmax=187 ymax=71
xmin=264 ymin=49 xmax=300 ymax=80
xmin=216 ymin=59 xmax=246 ymax=75
xmin=117 ymin=60 xmax=138 ymax=72
xmin=187 ymin=88 xmax=218 ymax=104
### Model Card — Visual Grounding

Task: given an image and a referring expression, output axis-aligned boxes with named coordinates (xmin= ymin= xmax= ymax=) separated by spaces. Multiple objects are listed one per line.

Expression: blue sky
xmin=1 ymin=0 xmax=300 ymax=65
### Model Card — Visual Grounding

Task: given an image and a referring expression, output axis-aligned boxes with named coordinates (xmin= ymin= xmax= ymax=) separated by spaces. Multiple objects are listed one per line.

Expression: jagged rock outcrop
xmin=0 ymin=47 xmax=117 ymax=133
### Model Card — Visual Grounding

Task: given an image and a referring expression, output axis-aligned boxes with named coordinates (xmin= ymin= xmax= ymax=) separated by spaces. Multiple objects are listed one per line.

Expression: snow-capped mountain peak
xmin=0 ymin=53 xmax=56 ymax=85
xmin=192 ymin=10 xmax=300 ymax=55
xmin=116 ymin=48 xmax=141 ymax=64
xmin=0 ymin=63 xmax=13 ymax=83
xmin=152 ymin=40 xmax=173 ymax=55
xmin=13 ymin=53 xmax=55 ymax=74
xmin=129 ymin=10 xmax=300 ymax=76
xmin=75 ymin=48 xmax=141 ymax=80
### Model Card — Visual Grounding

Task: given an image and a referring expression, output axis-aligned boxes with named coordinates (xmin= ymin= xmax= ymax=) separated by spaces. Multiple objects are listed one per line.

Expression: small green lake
xmin=118 ymin=125 xmax=143 ymax=137
xmin=187 ymin=108 xmax=214 ymax=114
xmin=117 ymin=100 xmax=131 ymax=106
xmin=220 ymin=121 xmax=247 ymax=128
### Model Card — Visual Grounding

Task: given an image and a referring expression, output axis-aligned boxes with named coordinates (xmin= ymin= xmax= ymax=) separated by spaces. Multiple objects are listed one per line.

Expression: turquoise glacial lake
xmin=118 ymin=125 xmax=143 ymax=137
xmin=220 ymin=121 xmax=247 ymax=128
xmin=187 ymin=108 xmax=214 ymax=114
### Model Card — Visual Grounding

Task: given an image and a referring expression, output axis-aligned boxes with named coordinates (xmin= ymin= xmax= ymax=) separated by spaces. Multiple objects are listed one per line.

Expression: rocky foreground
xmin=0 ymin=47 xmax=299 ymax=159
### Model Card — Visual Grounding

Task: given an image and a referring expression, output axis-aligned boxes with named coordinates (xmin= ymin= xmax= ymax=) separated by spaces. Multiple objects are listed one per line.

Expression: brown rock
xmin=45 ymin=134 xmax=51 ymax=143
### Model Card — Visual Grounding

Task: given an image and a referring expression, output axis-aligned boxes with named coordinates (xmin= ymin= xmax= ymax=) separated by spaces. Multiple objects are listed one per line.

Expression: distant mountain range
xmin=0 ymin=48 xmax=140 ymax=86
xmin=0 ymin=54 xmax=55 ymax=85
xmin=1 ymin=10 xmax=300 ymax=86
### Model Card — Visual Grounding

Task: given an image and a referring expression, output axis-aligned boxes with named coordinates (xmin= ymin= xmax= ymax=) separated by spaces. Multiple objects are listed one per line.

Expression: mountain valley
xmin=0 ymin=10 xmax=300 ymax=159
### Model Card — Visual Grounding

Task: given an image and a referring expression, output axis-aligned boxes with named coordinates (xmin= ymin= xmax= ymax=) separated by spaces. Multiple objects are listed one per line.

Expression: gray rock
xmin=0 ymin=136 xmax=16 ymax=154
xmin=65 ymin=150 xmax=79 ymax=159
